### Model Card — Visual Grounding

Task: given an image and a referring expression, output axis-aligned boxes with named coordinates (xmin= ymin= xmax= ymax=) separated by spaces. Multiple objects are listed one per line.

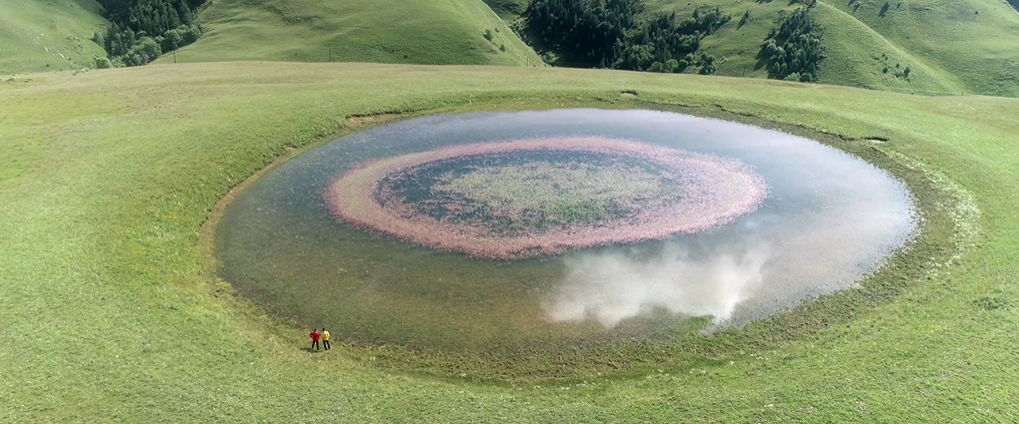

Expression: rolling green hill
xmin=3 ymin=0 xmax=1015 ymax=96
xmin=501 ymin=0 xmax=1019 ymax=96
xmin=162 ymin=0 xmax=544 ymax=66
xmin=640 ymin=0 xmax=1019 ymax=96
xmin=819 ymin=0 xmax=1019 ymax=96
xmin=0 ymin=0 xmax=108 ymax=74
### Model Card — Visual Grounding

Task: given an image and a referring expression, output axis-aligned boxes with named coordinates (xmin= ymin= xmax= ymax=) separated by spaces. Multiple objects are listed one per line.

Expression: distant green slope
xmin=164 ymin=0 xmax=543 ymax=67
xmin=0 ymin=0 xmax=108 ymax=74
xmin=494 ymin=0 xmax=1018 ymax=96
xmin=822 ymin=0 xmax=1019 ymax=96
xmin=642 ymin=0 xmax=1019 ymax=96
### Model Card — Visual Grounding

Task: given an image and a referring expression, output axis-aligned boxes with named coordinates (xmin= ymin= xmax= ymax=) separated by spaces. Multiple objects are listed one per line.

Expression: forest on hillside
xmin=92 ymin=0 xmax=205 ymax=67
xmin=523 ymin=0 xmax=730 ymax=74
xmin=758 ymin=7 xmax=826 ymax=82
xmin=521 ymin=0 xmax=825 ymax=81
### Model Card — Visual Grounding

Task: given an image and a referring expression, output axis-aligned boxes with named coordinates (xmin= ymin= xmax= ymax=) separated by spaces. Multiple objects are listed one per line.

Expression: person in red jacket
xmin=310 ymin=329 xmax=321 ymax=351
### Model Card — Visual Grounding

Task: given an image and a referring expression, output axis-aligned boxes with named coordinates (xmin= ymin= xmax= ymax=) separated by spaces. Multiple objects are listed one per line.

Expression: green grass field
xmin=0 ymin=0 xmax=108 ymax=74
xmin=2 ymin=61 xmax=1018 ymax=422
xmin=163 ymin=0 xmax=544 ymax=66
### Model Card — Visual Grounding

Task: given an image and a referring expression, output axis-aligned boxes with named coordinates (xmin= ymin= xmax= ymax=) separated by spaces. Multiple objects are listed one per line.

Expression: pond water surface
xmin=216 ymin=109 xmax=915 ymax=354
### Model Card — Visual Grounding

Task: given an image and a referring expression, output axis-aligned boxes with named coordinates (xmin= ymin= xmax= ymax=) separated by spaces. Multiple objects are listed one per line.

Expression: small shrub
xmin=698 ymin=53 xmax=716 ymax=75
xmin=161 ymin=29 xmax=183 ymax=52
xmin=499 ymin=44 xmax=507 ymax=52
xmin=665 ymin=59 xmax=679 ymax=72
xmin=484 ymin=29 xmax=494 ymax=41
xmin=94 ymin=56 xmax=113 ymax=69
xmin=180 ymin=24 xmax=202 ymax=44
xmin=974 ymin=296 xmax=1008 ymax=311
xmin=738 ymin=10 xmax=752 ymax=28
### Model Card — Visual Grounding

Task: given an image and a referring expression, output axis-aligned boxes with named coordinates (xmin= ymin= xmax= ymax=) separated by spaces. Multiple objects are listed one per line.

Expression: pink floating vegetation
xmin=324 ymin=137 xmax=768 ymax=260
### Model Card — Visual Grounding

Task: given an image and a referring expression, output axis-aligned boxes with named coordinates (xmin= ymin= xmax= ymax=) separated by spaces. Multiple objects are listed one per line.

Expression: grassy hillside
xmin=4 ymin=0 xmax=1012 ymax=96
xmin=822 ymin=0 xmax=1019 ymax=96
xmin=163 ymin=0 xmax=543 ymax=66
xmin=641 ymin=0 xmax=961 ymax=93
xmin=491 ymin=0 xmax=1019 ymax=95
xmin=0 ymin=0 xmax=108 ymax=74
xmin=2 ymin=62 xmax=1019 ymax=421
xmin=641 ymin=0 xmax=1019 ymax=96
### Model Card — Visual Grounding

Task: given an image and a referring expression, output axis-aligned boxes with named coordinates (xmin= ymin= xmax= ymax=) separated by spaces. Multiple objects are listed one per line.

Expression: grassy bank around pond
xmin=1 ymin=62 xmax=1018 ymax=422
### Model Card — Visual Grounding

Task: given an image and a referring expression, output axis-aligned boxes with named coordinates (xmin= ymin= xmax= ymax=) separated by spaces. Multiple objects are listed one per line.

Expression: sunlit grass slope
xmin=164 ymin=0 xmax=543 ymax=66
xmin=2 ymin=62 xmax=1019 ymax=421
xmin=0 ymin=0 xmax=108 ymax=74
xmin=822 ymin=0 xmax=1019 ymax=97
xmin=625 ymin=0 xmax=1019 ymax=95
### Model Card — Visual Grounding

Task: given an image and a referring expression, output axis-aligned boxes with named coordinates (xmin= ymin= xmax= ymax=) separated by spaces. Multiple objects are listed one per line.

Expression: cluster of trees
xmin=757 ymin=8 xmax=826 ymax=82
xmin=523 ymin=0 xmax=730 ymax=74
xmin=92 ymin=0 xmax=205 ymax=67
xmin=883 ymin=62 xmax=911 ymax=79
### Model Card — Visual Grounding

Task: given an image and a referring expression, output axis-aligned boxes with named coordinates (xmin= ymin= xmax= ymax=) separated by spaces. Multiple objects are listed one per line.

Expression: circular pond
xmin=215 ymin=109 xmax=915 ymax=364
xmin=326 ymin=136 xmax=768 ymax=260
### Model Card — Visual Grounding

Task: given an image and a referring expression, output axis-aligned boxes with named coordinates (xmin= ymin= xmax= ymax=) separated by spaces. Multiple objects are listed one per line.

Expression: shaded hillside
xmin=0 ymin=0 xmax=109 ymax=74
xmin=164 ymin=0 xmax=543 ymax=66
xmin=483 ymin=0 xmax=531 ymax=18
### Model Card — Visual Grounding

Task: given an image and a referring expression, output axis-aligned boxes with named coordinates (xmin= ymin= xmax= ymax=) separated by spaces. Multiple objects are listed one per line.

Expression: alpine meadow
xmin=2 ymin=0 xmax=1019 ymax=423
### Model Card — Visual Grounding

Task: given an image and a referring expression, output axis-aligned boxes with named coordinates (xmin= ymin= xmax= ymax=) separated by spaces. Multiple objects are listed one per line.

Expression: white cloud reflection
xmin=545 ymin=241 xmax=770 ymax=327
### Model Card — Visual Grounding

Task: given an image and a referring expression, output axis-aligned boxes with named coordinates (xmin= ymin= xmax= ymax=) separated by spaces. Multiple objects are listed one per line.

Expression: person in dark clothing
xmin=310 ymin=329 xmax=321 ymax=350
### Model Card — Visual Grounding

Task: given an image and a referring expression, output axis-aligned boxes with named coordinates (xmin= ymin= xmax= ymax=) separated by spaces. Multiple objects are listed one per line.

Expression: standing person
xmin=321 ymin=328 xmax=331 ymax=350
xmin=310 ymin=329 xmax=320 ymax=351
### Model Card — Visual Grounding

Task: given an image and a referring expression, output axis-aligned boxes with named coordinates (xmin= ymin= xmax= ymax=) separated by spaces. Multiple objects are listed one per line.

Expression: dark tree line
xmin=523 ymin=0 xmax=730 ymax=73
xmin=92 ymin=0 xmax=205 ymax=67
xmin=757 ymin=7 xmax=826 ymax=82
